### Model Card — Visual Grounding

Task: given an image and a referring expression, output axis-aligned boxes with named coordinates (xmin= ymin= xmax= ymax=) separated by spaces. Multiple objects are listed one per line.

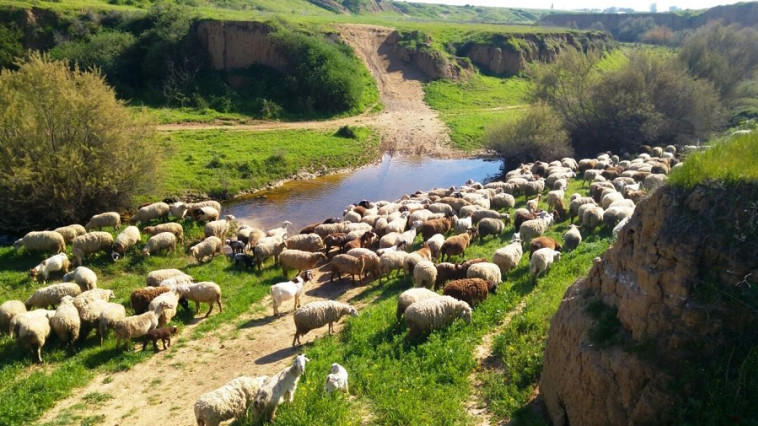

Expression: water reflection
xmin=224 ymin=154 xmax=501 ymax=231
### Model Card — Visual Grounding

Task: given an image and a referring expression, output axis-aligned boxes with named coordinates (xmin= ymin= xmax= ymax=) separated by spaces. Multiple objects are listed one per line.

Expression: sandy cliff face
xmin=541 ymin=183 xmax=758 ymax=425
xmin=196 ymin=21 xmax=288 ymax=72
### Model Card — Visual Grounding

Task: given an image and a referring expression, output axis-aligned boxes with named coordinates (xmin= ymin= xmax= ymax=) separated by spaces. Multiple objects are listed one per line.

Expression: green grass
xmin=425 ymin=74 xmax=532 ymax=151
xmin=668 ymin=133 xmax=758 ymax=188
xmin=155 ymin=127 xmax=379 ymax=200
xmin=133 ymin=106 xmax=252 ymax=125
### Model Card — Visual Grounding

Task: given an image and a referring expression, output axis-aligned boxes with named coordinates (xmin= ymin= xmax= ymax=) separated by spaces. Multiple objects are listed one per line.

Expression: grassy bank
xmin=155 ymin=127 xmax=379 ymax=200
xmin=425 ymin=74 xmax=532 ymax=151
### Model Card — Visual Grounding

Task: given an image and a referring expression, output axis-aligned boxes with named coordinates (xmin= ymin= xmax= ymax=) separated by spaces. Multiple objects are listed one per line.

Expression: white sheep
xmin=325 ymin=363 xmax=349 ymax=394
xmin=110 ymin=225 xmax=141 ymax=261
xmin=84 ymin=211 xmax=121 ymax=231
xmin=193 ymin=206 xmax=220 ymax=222
xmin=0 ymin=300 xmax=26 ymax=334
xmin=603 ymin=205 xmax=635 ymax=228
xmin=78 ymin=299 xmax=109 ymax=340
xmin=53 ymin=224 xmax=85 ymax=245
xmin=72 ymin=232 xmax=114 ymax=265
xmin=613 ymin=216 xmax=631 ymax=237
xmin=15 ymin=312 xmax=52 ymax=362
xmin=50 ymin=295 xmax=80 ymax=347
xmin=425 ymin=234 xmax=445 ymax=261
xmin=113 ymin=310 xmax=159 ymax=350
xmin=412 ymin=260 xmax=438 ymax=289
xmin=580 ymin=204 xmax=605 ymax=232
xmin=29 ymin=253 xmax=71 ymax=283
xmin=62 ymin=266 xmax=98 ymax=291
xmin=518 ymin=214 xmax=553 ymax=245
xmin=190 ymin=236 xmax=223 ymax=263
xmin=149 ymin=288 xmax=183 ymax=326
xmin=271 ymin=270 xmax=313 ymax=316
xmin=279 ymin=250 xmax=327 ymax=277
xmin=292 ymin=301 xmax=358 ymax=346
xmin=143 ymin=222 xmax=183 ymax=245
xmin=346 ymin=248 xmax=381 ymax=279
xmin=379 ymin=250 xmax=409 ymax=282
xmin=285 ymin=233 xmax=324 ymax=252
xmin=478 ymin=217 xmax=505 ymax=240
xmin=142 ymin=232 xmax=177 ymax=256
xmin=453 ymin=214 xmax=473 ymax=234
xmin=466 ymin=262 xmax=502 ymax=285
xmin=195 ymin=375 xmax=270 ymax=426
xmin=73 ymin=289 xmax=115 ymax=312
xmin=205 ymin=217 xmax=235 ymax=240
xmin=492 ymin=238 xmax=523 ymax=276
xmin=530 ymin=248 xmax=562 ymax=280
xmin=491 ymin=193 xmax=516 ymax=211
xmin=97 ymin=302 xmax=126 ymax=346
xmin=25 ymin=282 xmax=82 ymax=310
xmin=563 ymin=224 xmax=582 ymax=252
xmin=404 ymin=295 xmax=472 ymax=338
xmin=130 ymin=202 xmax=169 ymax=225
xmin=601 ymin=191 xmax=624 ymax=209
xmin=396 ymin=287 xmax=441 ymax=321
xmin=253 ymin=236 xmax=287 ymax=270
xmin=178 ymin=282 xmax=222 ymax=318
xmin=252 ymin=354 xmax=310 ymax=423
xmin=146 ymin=269 xmax=189 ymax=287
xmin=13 ymin=230 xmax=66 ymax=254
xmin=266 ymin=220 xmax=292 ymax=238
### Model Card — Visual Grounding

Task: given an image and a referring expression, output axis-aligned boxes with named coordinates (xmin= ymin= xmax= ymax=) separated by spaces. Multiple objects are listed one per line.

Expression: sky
xmin=395 ymin=0 xmax=744 ymax=13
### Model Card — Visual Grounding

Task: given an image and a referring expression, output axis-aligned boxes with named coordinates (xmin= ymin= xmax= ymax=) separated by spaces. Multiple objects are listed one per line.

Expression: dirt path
xmin=39 ymin=266 xmax=376 ymax=426
xmin=158 ymin=24 xmax=456 ymax=158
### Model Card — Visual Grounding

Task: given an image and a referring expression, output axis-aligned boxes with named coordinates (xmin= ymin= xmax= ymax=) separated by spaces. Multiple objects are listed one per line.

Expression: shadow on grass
xmin=348 ymin=276 xmax=407 ymax=305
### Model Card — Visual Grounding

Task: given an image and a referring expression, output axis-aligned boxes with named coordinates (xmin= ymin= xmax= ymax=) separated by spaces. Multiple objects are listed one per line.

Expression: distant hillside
xmin=538 ymin=1 xmax=758 ymax=34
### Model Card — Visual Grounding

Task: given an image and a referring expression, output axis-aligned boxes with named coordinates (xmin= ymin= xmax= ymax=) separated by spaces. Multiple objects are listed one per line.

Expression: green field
xmin=155 ymin=127 xmax=379 ymax=200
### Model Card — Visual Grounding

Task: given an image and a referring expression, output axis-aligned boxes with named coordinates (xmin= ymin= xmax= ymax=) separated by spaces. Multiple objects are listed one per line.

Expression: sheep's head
xmin=29 ymin=268 xmax=39 ymax=281
xmin=142 ymin=247 xmax=151 ymax=256
xmin=292 ymin=354 xmax=310 ymax=375
xmin=459 ymin=305 xmax=473 ymax=324
xmin=554 ymin=251 xmax=562 ymax=262
xmin=111 ymin=251 xmax=121 ymax=261
xmin=347 ymin=306 xmax=359 ymax=317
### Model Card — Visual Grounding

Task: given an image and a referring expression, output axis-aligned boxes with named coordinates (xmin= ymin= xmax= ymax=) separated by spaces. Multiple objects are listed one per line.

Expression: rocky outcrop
xmin=541 ymin=183 xmax=758 ymax=425
xmin=196 ymin=20 xmax=288 ymax=73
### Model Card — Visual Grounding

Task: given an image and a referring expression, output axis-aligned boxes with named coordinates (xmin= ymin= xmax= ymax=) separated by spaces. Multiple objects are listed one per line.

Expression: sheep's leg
xmin=294 ymin=294 xmax=300 ymax=309
xmin=292 ymin=332 xmax=299 ymax=347
xmin=273 ymin=301 xmax=279 ymax=316
xmin=205 ymin=303 xmax=214 ymax=318
xmin=328 ymin=322 xmax=334 ymax=335
xmin=217 ymin=299 xmax=222 ymax=313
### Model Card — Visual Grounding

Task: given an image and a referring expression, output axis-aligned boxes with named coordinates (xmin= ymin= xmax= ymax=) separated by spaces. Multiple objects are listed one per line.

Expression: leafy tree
xmin=485 ymin=103 xmax=573 ymax=169
xmin=0 ymin=54 xmax=158 ymax=232
xmin=50 ymin=30 xmax=137 ymax=89
xmin=617 ymin=17 xmax=655 ymax=42
xmin=0 ymin=23 xmax=23 ymax=69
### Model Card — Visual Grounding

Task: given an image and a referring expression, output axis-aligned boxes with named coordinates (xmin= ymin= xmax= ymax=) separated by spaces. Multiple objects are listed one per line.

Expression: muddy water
xmin=224 ymin=154 xmax=501 ymax=231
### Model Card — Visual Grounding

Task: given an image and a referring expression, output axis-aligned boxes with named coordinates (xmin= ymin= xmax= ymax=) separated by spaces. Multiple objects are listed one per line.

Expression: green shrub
xmin=485 ymin=103 xmax=572 ymax=168
xmin=0 ymin=54 xmax=158 ymax=233
xmin=668 ymin=133 xmax=758 ymax=188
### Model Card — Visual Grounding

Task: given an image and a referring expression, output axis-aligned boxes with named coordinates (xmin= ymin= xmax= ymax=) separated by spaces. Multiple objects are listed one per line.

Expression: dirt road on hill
xmin=158 ymin=24 xmax=457 ymax=158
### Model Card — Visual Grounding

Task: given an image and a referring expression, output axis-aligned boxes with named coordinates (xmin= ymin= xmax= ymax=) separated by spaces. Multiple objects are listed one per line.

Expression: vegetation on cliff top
xmin=669 ymin=132 xmax=758 ymax=188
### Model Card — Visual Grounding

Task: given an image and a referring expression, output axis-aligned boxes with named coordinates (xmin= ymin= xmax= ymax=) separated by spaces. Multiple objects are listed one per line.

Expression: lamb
xmin=419 ymin=216 xmax=454 ymax=241
xmin=292 ymin=301 xmax=358 ymax=346
xmin=325 ymin=363 xmax=349 ymax=394
xmin=146 ymin=269 xmax=189 ymax=287
xmin=72 ymin=232 xmax=114 ymax=265
xmin=478 ymin=217 xmax=505 ymax=241
xmin=50 ymin=295 xmax=80 ymax=347
xmin=271 ymin=270 xmax=313 ymax=316
xmin=443 ymin=278 xmax=497 ymax=308
xmin=15 ymin=313 xmax=52 ymax=362
xmin=98 ymin=302 xmax=126 ymax=346
xmin=345 ymin=248 xmax=381 ymax=280
xmin=491 ymin=193 xmax=516 ymax=210
xmin=0 ymin=300 xmax=26 ymax=334
xmin=453 ymin=213 xmax=473 ymax=234
xmin=529 ymin=237 xmax=562 ymax=259
xmin=440 ymin=228 xmax=478 ymax=262
xmin=84 ymin=211 xmax=121 ymax=231
xmin=29 ymin=253 xmax=71 ymax=283
xmin=205 ymin=217 xmax=234 ymax=240
xmin=53 ymin=224 xmax=85 ymax=245
xmin=396 ymin=287 xmax=441 ymax=321
xmin=62 ymin=266 xmax=98 ymax=291
xmin=13 ymin=230 xmax=66 ymax=254
xmin=493 ymin=238 xmax=523 ymax=276
xmin=330 ymin=254 xmax=368 ymax=285
xmin=404 ymin=295 xmax=472 ymax=338
xmin=233 ymin=253 xmax=256 ymax=270
xmin=518 ymin=214 xmax=553 ymax=245
xmin=226 ymin=239 xmax=246 ymax=255
xmin=285 ymin=233 xmax=325 ymax=253
xmin=149 ymin=288 xmax=183 ymax=326
xmin=425 ymin=234 xmax=445 ymax=261
xmin=130 ymin=202 xmax=170 ymax=225
xmin=179 ymin=282 xmax=223 ymax=318
xmin=253 ymin=236 xmax=287 ymax=270
xmin=143 ymin=325 xmax=178 ymax=351
xmin=279 ymin=250 xmax=327 ymax=277
xmin=25 ymin=282 xmax=82 ymax=310
xmin=111 ymin=226 xmax=141 ymax=261
xmin=412 ymin=260 xmax=438 ymax=289
xmin=190 ymin=236 xmax=223 ymax=263
xmin=113 ymin=310 xmax=159 ymax=350
xmin=563 ymin=224 xmax=582 ymax=252
xmin=195 ymin=375 xmax=270 ymax=426
xmin=530 ymin=248 xmax=562 ymax=280
xmin=142 ymin=232 xmax=177 ymax=256
xmin=252 ymin=355 xmax=310 ymax=423
xmin=379 ymin=251 xmax=409 ymax=282
xmin=143 ymin=222 xmax=183 ymax=245
xmin=466 ymin=262 xmax=502 ymax=285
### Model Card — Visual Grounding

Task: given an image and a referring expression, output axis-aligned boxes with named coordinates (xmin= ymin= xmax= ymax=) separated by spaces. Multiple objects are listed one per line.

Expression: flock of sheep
xmin=0 ymin=143 xmax=691 ymax=424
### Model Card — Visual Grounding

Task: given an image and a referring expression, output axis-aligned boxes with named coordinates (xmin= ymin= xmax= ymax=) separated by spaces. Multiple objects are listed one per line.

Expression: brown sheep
xmin=440 ymin=228 xmax=478 ymax=262
xmin=434 ymin=258 xmax=487 ymax=291
xmin=443 ymin=278 xmax=497 ymax=308
xmin=131 ymin=286 xmax=189 ymax=315
xmin=529 ymin=237 xmax=562 ymax=259
xmin=330 ymin=255 xmax=367 ymax=285
xmin=419 ymin=216 xmax=454 ymax=241
xmin=324 ymin=233 xmax=350 ymax=256
xmin=143 ymin=325 xmax=178 ymax=351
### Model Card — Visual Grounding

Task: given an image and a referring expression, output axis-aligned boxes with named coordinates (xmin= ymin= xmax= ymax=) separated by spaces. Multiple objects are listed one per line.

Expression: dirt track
xmin=158 ymin=24 xmax=457 ymax=158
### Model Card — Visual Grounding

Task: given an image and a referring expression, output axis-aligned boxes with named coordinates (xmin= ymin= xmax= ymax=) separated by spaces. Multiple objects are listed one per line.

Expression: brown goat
xmin=143 ymin=325 xmax=178 ymax=351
